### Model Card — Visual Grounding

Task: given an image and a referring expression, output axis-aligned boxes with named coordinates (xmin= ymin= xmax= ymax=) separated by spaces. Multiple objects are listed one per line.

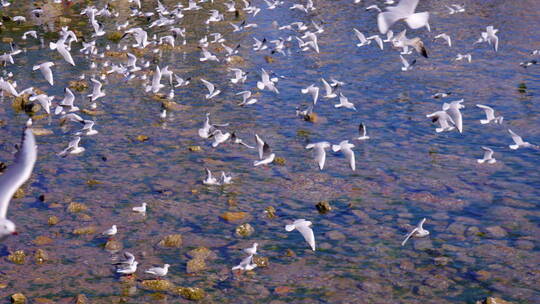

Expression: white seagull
xmin=477 ymin=147 xmax=496 ymax=164
xmin=285 ymin=219 xmax=316 ymax=251
xmin=401 ymin=218 xmax=429 ymax=246
xmin=332 ymin=140 xmax=356 ymax=171
xmin=335 ymin=93 xmax=357 ymax=110
xmin=508 ymin=129 xmax=536 ymax=150
xmin=32 ymin=62 xmax=55 ymax=85
xmin=201 ymin=79 xmax=221 ymax=99
xmin=357 ymin=123 xmax=370 ymax=140
xmin=0 ymin=121 xmax=37 ymax=239
xmin=305 ymin=142 xmax=331 ymax=170
xmin=132 ymin=203 xmax=147 ymax=213
xmin=377 ymin=0 xmax=430 ymax=34
xmin=145 ymin=264 xmax=170 ymax=277
xmin=476 ymin=104 xmax=503 ymax=124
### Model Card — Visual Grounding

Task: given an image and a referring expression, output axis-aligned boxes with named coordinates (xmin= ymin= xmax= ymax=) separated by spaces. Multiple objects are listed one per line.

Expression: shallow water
xmin=0 ymin=0 xmax=539 ymax=303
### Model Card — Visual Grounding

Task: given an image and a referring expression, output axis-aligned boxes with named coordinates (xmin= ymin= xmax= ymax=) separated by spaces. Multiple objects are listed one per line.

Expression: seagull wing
xmin=401 ymin=227 xmax=418 ymax=246
xmin=296 ymin=221 xmax=315 ymax=251
xmin=0 ymin=125 xmax=37 ymax=219
xmin=508 ymin=129 xmax=524 ymax=145
xmin=200 ymin=78 xmax=215 ymax=94
xmin=481 ymin=146 xmax=493 ymax=159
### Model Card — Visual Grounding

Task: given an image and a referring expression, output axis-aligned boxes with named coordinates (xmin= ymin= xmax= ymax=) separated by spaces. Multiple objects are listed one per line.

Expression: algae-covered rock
xmin=86 ymin=179 xmax=102 ymax=186
xmin=186 ymin=258 xmax=206 ymax=273
xmin=68 ymin=202 xmax=88 ymax=213
xmin=11 ymin=293 xmax=26 ymax=304
xmin=68 ymin=80 xmax=88 ymax=92
xmin=253 ymin=256 xmax=269 ymax=268
xmin=220 ymin=212 xmax=248 ymax=222
xmin=81 ymin=109 xmax=105 ymax=116
xmin=48 ymin=216 xmax=59 ymax=225
xmin=32 ymin=128 xmax=53 ymax=136
xmin=235 ymin=223 xmax=254 ymax=237
xmin=34 ymin=249 xmax=49 ymax=264
xmin=188 ymin=145 xmax=202 ymax=152
xmin=476 ymin=297 xmax=514 ymax=304
xmin=264 ymin=55 xmax=276 ymax=63
xmin=274 ymin=157 xmax=286 ymax=166
xmin=8 ymin=250 xmax=26 ymax=264
xmin=105 ymin=51 xmax=126 ymax=58
xmin=264 ymin=206 xmax=276 ymax=218
xmin=316 ymin=201 xmax=332 ymax=214
xmin=75 ymin=294 xmax=88 ymax=304
xmin=227 ymin=56 xmax=244 ymax=65
xmin=305 ymin=112 xmax=318 ymax=123
xmin=158 ymin=234 xmax=182 ymax=248
xmin=13 ymin=188 xmax=24 ymax=199
xmin=186 ymin=247 xmax=217 ymax=260
xmin=136 ymin=135 xmax=149 ymax=142
xmin=73 ymin=226 xmax=97 ymax=235
xmin=141 ymin=279 xmax=174 ymax=291
xmin=2 ymin=37 xmax=13 ymax=43
xmin=106 ymin=31 xmax=123 ymax=43
xmin=105 ymin=239 xmax=122 ymax=252
xmin=174 ymin=287 xmax=205 ymax=301
xmin=33 ymin=236 xmax=53 ymax=246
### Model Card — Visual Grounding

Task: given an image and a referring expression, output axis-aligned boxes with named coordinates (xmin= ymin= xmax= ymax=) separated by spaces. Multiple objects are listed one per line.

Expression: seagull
xmin=431 ymin=92 xmax=451 ymax=99
xmin=520 ymin=60 xmax=538 ymax=68
xmin=174 ymin=75 xmax=191 ymax=87
xmin=88 ymin=78 xmax=106 ymax=101
xmin=231 ymin=132 xmax=254 ymax=148
xmin=400 ymin=55 xmax=416 ymax=71
xmin=146 ymin=65 xmax=165 ymax=93
xmin=75 ymin=120 xmax=98 ymax=136
xmin=58 ymin=136 xmax=85 ymax=156
xmin=426 ymin=111 xmax=455 ymax=133
xmin=229 ymin=68 xmax=247 ymax=84
xmin=285 ymin=219 xmax=315 ymax=251
xmin=210 ymin=129 xmax=231 ymax=148
xmin=257 ymin=69 xmax=279 ymax=93
xmin=357 ymin=123 xmax=370 ymax=140
xmin=236 ymin=91 xmax=257 ymax=106
xmin=32 ymin=62 xmax=55 ymax=85
xmin=443 ymin=99 xmax=464 ymax=133
xmin=353 ymin=29 xmax=371 ymax=47
xmin=132 ymin=203 xmax=147 ymax=213
xmin=0 ymin=120 xmax=37 ymax=239
xmin=220 ymin=172 xmax=233 ymax=185
xmin=477 ymin=147 xmax=496 ymax=164
xmin=476 ymin=104 xmax=503 ymax=124
xmin=454 ymin=53 xmax=472 ymax=63
xmin=475 ymin=26 xmax=499 ymax=52
xmin=508 ymin=129 xmax=536 ymax=150
xmin=199 ymin=47 xmax=219 ymax=62
xmin=55 ymin=88 xmax=79 ymax=115
xmin=301 ymin=84 xmax=319 ymax=105
xmin=321 ymin=78 xmax=338 ymax=98
xmin=393 ymin=30 xmax=428 ymax=58
xmin=401 ymin=218 xmax=429 ymax=246
xmin=434 ymin=33 xmax=452 ymax=47
xmin=203 ymin=168 xmax=219 ymax=185
xmin=145 ymin=264 xmax=170 ymax=277
xmin=252 ymin=38 xmax=268 ymax=51
xmin=0 ymin=77 xmax=19 ymax=96
xmin=198 ymin=113 xmax=228 ymax=138
xmin=244 ymin=243 xmax=258 ymax=255
xmin=232 ymin=254 xmax=257 ymax=271
xmin=365 ymin=5 xmax=382 ymax=13
xmin=22 ymin=30 xmax=37 ymax=40
xmin=332 ymin=140 xmax=356 ymax=171
xmin=377 ymin=0 xmax=430 ymax=34
xmin=446 ymin=4 xmax=465 ymax=14
xmin=305 ymin=142 xmax=331 ymax=170
xmin=113 ymin=252 xmax=136 ymax=266
xmin=335 ymin=93 xmax=357 ymax=110
xmin=367 ymin=35 xmax=384 ymax=50
xmin=49 ymin=40 xmax=75 ymax=66
xmin=200 ymin=79 xmax=221 ymax=99
xmin=103 ymin=225 xmax=117 ymax=237
xmin=254 ymin=134 xmax=275 ymax=166
xmin=117 ymin=261 xmax=138 ymax=275
xmin=29 ymin=94 xmax=54 ymax=114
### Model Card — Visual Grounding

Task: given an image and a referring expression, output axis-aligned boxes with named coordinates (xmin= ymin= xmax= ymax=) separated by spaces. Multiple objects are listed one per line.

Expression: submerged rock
xmin=264 ymin=206 xmax=276 ymax=218
xmin=67 ymin=202 xmax=88 ymax=213
xmin=34 ymin=249 xmax=49 ymax=264
xmin=188 ymin=145 xmax=202 ymax=152
xmin=274 ymin=157 xmax=286 ymax=166
xmin=11 ymin=293 xmax=26 ymax=304
xmin=141 ymin=280 xmax=174 ymax=291
xmin=475 ymin=297 xmax=514 ymax=304
xmin=174 ymin=287 xmax=205 ymax=301
xmin=158 ymin=234 xmax=183 ymax=248
xmin=316 ymin=201 xmax=332 ymax=214
xmin=73 ymin=226 xmax=97 ymax=235
xmin=8 ymin=250 xmax=26 ymax=265
xmin=75 ymin=294 xmax=88 ymax=304
xmin=253 ymin=256 xmax=269 ymax=268
xmin=235 ymin=223 xmax=254 ymax=237
xmin=105 ymin=239 xmax=122 ymax=252
xmin=186 ymin=247 xmax=217 ymax=260
xmin=33 ymin=236 xmax=53 ymax=246
xmin=186 ymin=258 xmax=206 ymax=273
xmin=68 ymin=80 xmax=88 ymax=92
xmin=220 ymin=212 xmax=248 ymax=222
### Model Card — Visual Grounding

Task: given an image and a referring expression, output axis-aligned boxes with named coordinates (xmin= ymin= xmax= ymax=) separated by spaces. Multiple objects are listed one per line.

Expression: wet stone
xmin=399 ymin=260 xmax=414 ymax=271
xmin=11 ymin=293 xmax=26 ymax=304
xmin=34 ymin=249 xmax=49 ymax=264
xmin=186 ymin=247 xmax=217 ymax=260
xmin=186 ymin=258 xmax=206 ymax=273
xmin=474 ymin=270 xmax=492 ymax=281
xmin=174 ymin=287 xmax=206 ymax=300
xmin=264 ymin=206 xmax=276 ymax=218
xmin=73 ymin=226 xmax=97 ymax=235
xmin=326 ymin=230 xmax=346 ymax=241
xmin=33 ymin=236 xmax=54 ymax=246
xmin=141 ymin=280 xmax=174 ymax=291
xmin=75 ymin=294 xmax=88 ymax=304
xmin=235 ymin=223 xmax=254 ymax=237
xmin=105 ymin=239 xmax=122 ymax=252
xmin=158 ymin=234 xmax=182 ymax=248
xmin=220 ymin=211 xmax=248 ymax=222
xmin=8 ymin=250 xmax=26 ymax=265
xmin=316 ymin=201 xmax=332 ymax=214
xmin=485 ymin=226 xmax=508 ymax=238
xmin=476 ymin=297 xmax=514 ymax=304
xmin=253 ymin=256 xmax=269 ymax=268
xmin=67 ymin=202 xmax=88 ymax=213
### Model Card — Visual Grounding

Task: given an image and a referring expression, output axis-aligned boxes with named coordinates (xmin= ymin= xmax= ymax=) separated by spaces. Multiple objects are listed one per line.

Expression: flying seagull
xmin=285 ymin=219 xmax=316 ymax=251
xmin=0 ymin=120 xmax=37 ymax=239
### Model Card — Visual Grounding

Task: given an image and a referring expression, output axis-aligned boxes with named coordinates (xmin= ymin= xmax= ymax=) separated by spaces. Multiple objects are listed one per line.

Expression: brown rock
xmin=235 ymin=223 xmax=254 ymax=237
xmin=186 ymin=247 xmax=217 ymax=260
xmin=105 ymin=240 xmax=122 ymax=252
xmin=485 ymin=226 xmax=507 ymax=238
xmin=75 ymin=294 xmax=88 ymax=304
xmin=274 ymin=286 xmax=292 ymax=295
xmin=67 ymin=202 xmax=88 ymax=213
xmin=8 ymin=250 xmax=26 ymax=264
xmin=48 ymin=216 xmax=59 ymax=226
xmin=73 ymin=226 xmax=97 ymax=235
xmin=174 ymin=287 xmax=205 ymax=300
xmin=33 ymin=236 xmax=54 ymax=246
xmin=253 ymin=256 xmax=269 ymax=268
xmin=141 ymin=280 xmax=174 ymax=291
xmin=11 ymin=293 xmax=26 ymax=304
xmin=474 ymin=270 xmax=492 ymax=281
xmin=34 ymin=249 xmax=49 ymax=264
xmin=186 ymin=258 xmax=206 ymax=273
xmin=220 ymin=212 xmax=248 ymax=222
xmin=158 ymin=234 xmax=182 ymax=248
